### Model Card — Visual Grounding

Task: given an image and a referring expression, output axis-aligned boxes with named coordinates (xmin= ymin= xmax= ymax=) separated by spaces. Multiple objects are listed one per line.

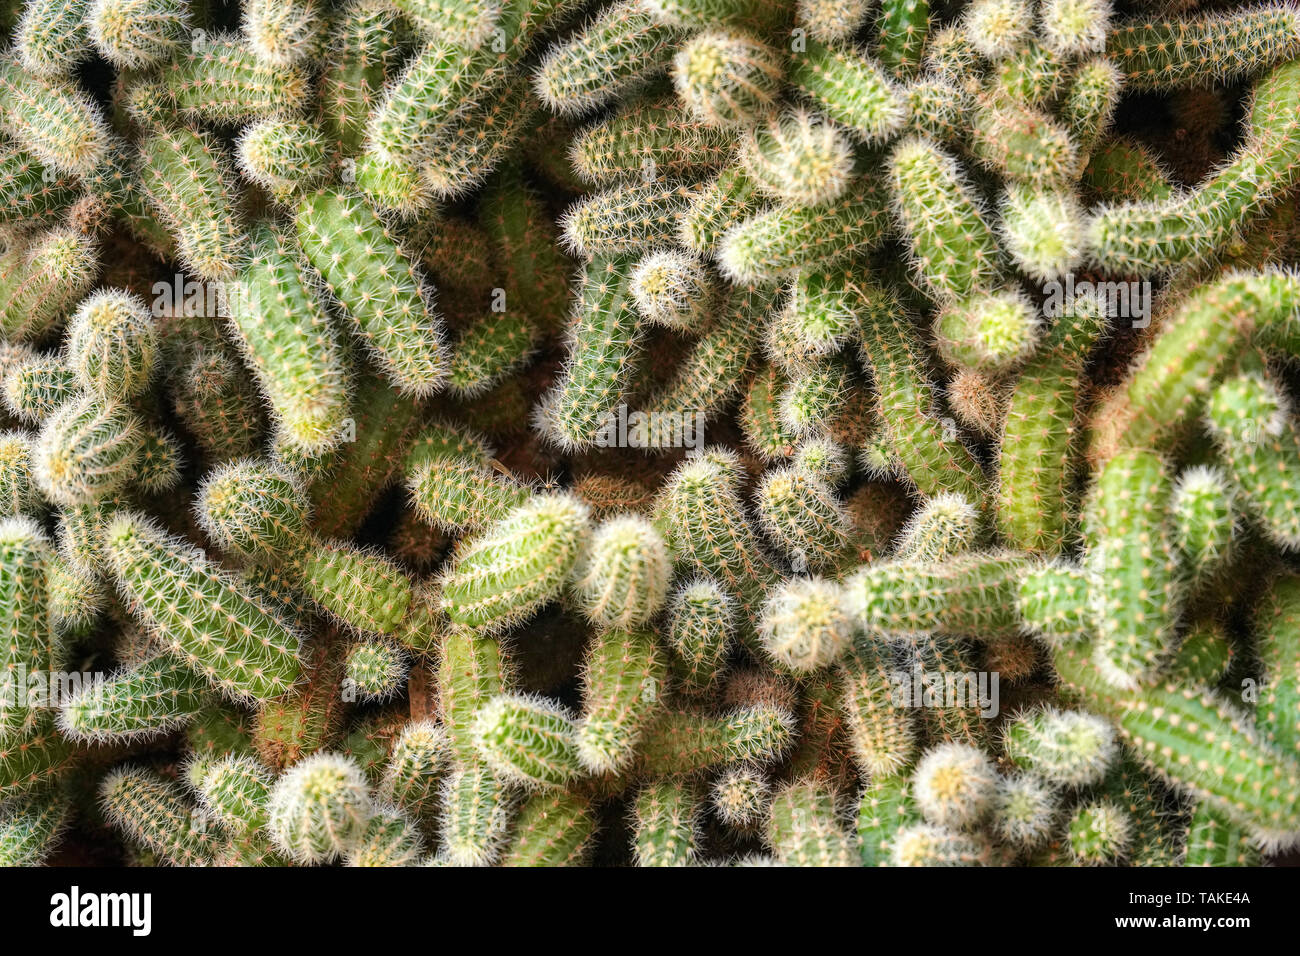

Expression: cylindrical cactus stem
xmin=57 ymin=652 xmax=207 ymax=742
xmin=665 ymin=577 xmax=735 ymax=694
xmin=634 ymin=703 xmax=796 ymax=776
xmin=0 ymin=144 xmax=79 ymax=228
xmin=534 ymin=1 xmax=682 ymax=117
xmin=911 ymin=741 xmax=997 ymax=830
xmin=1107 ymin=5 xmax=1300 ymax=92
xmin=0 ymin=518 xmax=54 ymax=723
xmin=991 ymin=42 xmax=1066 ymax=106
xmin=671 ymin=30 xmax=784 ymax=130
xmin=679 ymin=165 xmax=763 ymax=255
xmin=969 ymin=98 xmax=1081 ymax=187
xmin=266 ymin=752 xmax=374 ymax=863
xmin=317 ymin=0 xmax=408 ymax=156
xmin=758 ymin=576 xmax=853 ymax=673
xmin=843 ymin=550 xmax=1031 ymax=641
xmin=924 ymin=24 xmax=981 ymax=78
xmin=755 ymin=465 xmax=851 ymax=572
xmin=788 ymin=39 xmax=908 ymax=146
xmin=768 ymin=778 xmax=857 ymax=866
xmin=87 ymin=0 xmax=189 ymax=69
xmin=1088 ymin=60 xmax=1300 ymax=275
xmin=439 ymin=492 xmax=591 ymax=635
xmin=0 ymin=786 xmax=69 ymax=865
xmin=891 ymin=822 xmax=990 ymax=865
xmin=243 ymin=0 xmax=324 ymax=66
xmin=1082 ymin=448 xmax=1179 ymax=689
xmin=65 ymin=289 xmax=158 ymax=401
xmin=998 ymin=184 xmax=1087 ymax=283
xmin=0 ymin=713 xmax=75 ymax=799
xmin=344 ymin=640 xmax=409 ymax=701
xmin=991 ymin=773 xmax=1057 ymax=852
xmin=711 ymin=765 xmax=771 ymax=827
xmin=0 ymin=432 xmax=37 ymax=517
xmin=839 ymin=638 xmax=914 ymax=777
xmin=473 ymin=693 xmax=584 ymax=789
xmin=137 ymin=124 xmax=247 ymax=282
xmin=390 ymin=0 xmax=500 ymax=46
xmin=437 ymin=626 xmax=514 ymax=760
xmin=779 ymin=356 xmax=852 ymax=437
xmin=902 ymin=76 xmax=969 ymax=145
xmin=105 ymin=512 xmax=302 ymax=702
xmin=654 ymin=450 xmax=779 ymax=640
xmin=99 ymin=766 xmax=225 ymax=865
xmin=1087 ymin=271 xmax=1300 ymax=462
xmin=225 ymin=222 xmax=350 ymax=456
xmin=893 ymin=492 xmax=979 ymax=562
xmin=446 ymin=310 xmax=539 ymax=398
xmin=632 ymin=779 xmax=699 ymax=867
xmin=571 ymin=516 xmax=670 ymax=630
xmin=576 ymin=626 xmax=665 ymax=774
xmin=1067 ymin=799 xmax=1132 ymax=865
xmin=235 ymin=119 xmax=330 ymax=205
xmin=1170 ymin=620 xmax=1233 ymax=688
xmin=3 ymin=356 xmax=76 ymax=425
xmin=561 ymin=180 xmax=697 ymax=257
xmin=642 ymin=0 xmax=787 ymax=30
xmin=33 ymin=394 xmax=146 ymax=507
xmin=629 ymin=249 xmax=718 ymax=330
xmin=740 ymin=108 xmax=855 ymax=208
xmin=1054 ymin=642 xmax=1300 ymax=846
xmin=295 ymin=188 xmax=447 ymax=398
xmin=0 ymin=227 xmax=99 ymax=342
xmin=171 ymin=348 xmax=266 ymax=464
xmin=1016 ymin=560 xmax=1094 ymax=646
xmin=407 ymin=456 xmax=530 ymax=535
xmin=381 ymin=720 xmax=451 ymax=825
xmin=16 ymin=0 xmax=91 ymax=78
xmin=573 ymin=95 xmax=736 ymax=187
xmin=536 ymin=255 xmax=642 ymax=451
xmin=1062 ymin=58 xmax=1123 ymax=154
xmin=188 ymin=753 xmax=273 ymax=833
xmin=853 ymin=283 xmax=988 ymax=503
xmin=1170 ymin=465 xmax=1237 ymax=586
xmin=500 ymin=790 xmax=596 ymax=867
xmin=1002 ymin=704 xmax=1116 ymax=787
xmin=1040 ymin=0 xmax=1110 ymax=55
xmin=347 ymin=806 xmax=424 ymax=866
xmin=1205 ymin=370 xmax=1300 ymax=551
xmin=961 ymin=0 xmax=1032 ymax=59
xmin=157 ymin=34 xmax=311 ymax=123
xmin=934 ymin=289 xmax=1041 ymax=374
xmin=886 ymin=137 xmax=1001 ymax=303
xmin=874 ymin=0 xmax=929 ymax=79
xmin=1184 ymin=799 xmax=1262 ymax=867
xmin=1080 ymin=138 xmax=1174 ymax=203
xmin=857 ymin=773 xmax=920 ymax=865
xmin=718 ymin=176 xmax=889 ymax=282
xmin=439 ymin=761 xmax=516 ymax=867
xmin=197 ymin=458 xmax=416 ymax=635
xmin=0 ymin=58 xmax=110 ymax=176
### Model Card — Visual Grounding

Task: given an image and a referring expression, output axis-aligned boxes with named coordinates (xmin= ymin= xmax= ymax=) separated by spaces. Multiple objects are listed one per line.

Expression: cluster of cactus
xmin=2 ymin=0 xmax=1300 ymax=869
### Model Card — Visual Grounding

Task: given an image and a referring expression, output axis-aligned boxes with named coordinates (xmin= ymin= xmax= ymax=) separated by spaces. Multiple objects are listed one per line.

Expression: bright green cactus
xmin=407 ymin=456 xmax=531 ymax=534
xmin=755 ymin=464 xmax=850 ymax=571
xmin=439 ymin=492 xmax=591 ymax=634
xmin=1082 ymin=448 xmax=1179 ymax=688
xmin=788 ymin=39 xmax=906 ymax=143
xmin=158 ymin=34 xmax=311 ymax=122
xmin=839 ymin=638 xmax=914 ymax=776
xmin=1068 ymin=799 xmax=1132 ymax=865
xmin=1108 ymin=5 xmax=1300 ymax=92
xmin=295 ymin=188 xmax=447 ymax=398
xmin=0 ymin=227 xmax=99 ymax=342
xmin=0 ymin=58 xmax=110 ymax=176
xmin=571 ymin=516 xmax=670 ymax=630
xmin=998 ymin=185 xmax=1086 ymax=283
xmin=1002 ymin=705 xmax=1116 ymax=787
xmin=633 ymin=778 xmax=699 ymax=866
xmin=1016 ymin=561 xmax=1094 ymax=647
xmin=266 ymin=752 xmax=374 ymax=863
xmin=758 ymin=576 xmax=852 ymax=673
xmin=58 ymin=652 xmax=207 ymax=742
xmin=65 ymin=289 xmax=158 ymax=401
xmin=672 ymin=29 xmax=784 ymax=129
xmin=0 ymin=432 xmax=36 ymax=517
xmin=0 ymin=786 xmax=69 ymax=865
xmin=935 ymin=289 xmax=1041 ymax=374
xmin=991 ymin=773 xmax=1058 ymax=851
xmin=1170 ymin=466 xmax=1237 ymax=585
xmin=33 ymin=394 xmax=146 ymax=507
xmin=347 ymin=806 xmax=425 ymax=866
xmin=3 ymin=357 xmax=77 ymax=426
xmin=236 ymin=119 xmax=330 ymax=205
xmin=1183 ymin=799 xmax=1263 ymax=867
xmin=87 ymin=0 xmax=189 ymax=68
xmin=105 ymin=511 xmax=302 ymax=701
xmin=99 ymin=766 xmax=225 ymax=865
xmin=768 ymin=779 xmax=857 ymax=866
xmin=345 ymin=641 xmax=409 ymax=701
xmin=857 ymin=774 xmax=920 ymax=865
xmin=243 ymin=0 xmax=323 ymax=66
xmin=666 ymin=577 xmax=735 ymax=694
xmin=189 ymin=753 xmax=274 ymax=833
xmin=576 ymin=626 xmax=664 ymax=773
xmin=473 ymin=693 xmax=584 ymax=789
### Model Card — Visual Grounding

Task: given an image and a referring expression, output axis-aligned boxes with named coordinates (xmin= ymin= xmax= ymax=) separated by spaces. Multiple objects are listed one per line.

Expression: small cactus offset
xmin=2 ymin=0 xmax=1300 ymax=876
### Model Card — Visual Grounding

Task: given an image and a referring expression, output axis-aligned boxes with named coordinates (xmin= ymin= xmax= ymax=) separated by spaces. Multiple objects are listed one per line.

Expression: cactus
xmin=266 ymin=753 xmax=374 ymax=863
xmin=100 ymin=766 xmax=225 ymax=865
xmin=672 ymin=30 xmax=784 ymax=129
xmin=768 ymin=779 xmax=857 ymax=865
xmin=633 ymin=778 xmax=698 ymax=866
xmin=571 ymin=516 xmax=671 ymax=629
xmin=88 ymin=0 xmax=189 ymax=69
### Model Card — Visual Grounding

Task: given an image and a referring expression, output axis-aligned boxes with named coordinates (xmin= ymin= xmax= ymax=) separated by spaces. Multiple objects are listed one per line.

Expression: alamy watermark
xmin=593 ymin=404 xmax=706 ymax=451
xmin=889 ymin=665 xmax=1000 ymax=719
xmin=1043 ymin=275 xmax=1152 ymax=329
